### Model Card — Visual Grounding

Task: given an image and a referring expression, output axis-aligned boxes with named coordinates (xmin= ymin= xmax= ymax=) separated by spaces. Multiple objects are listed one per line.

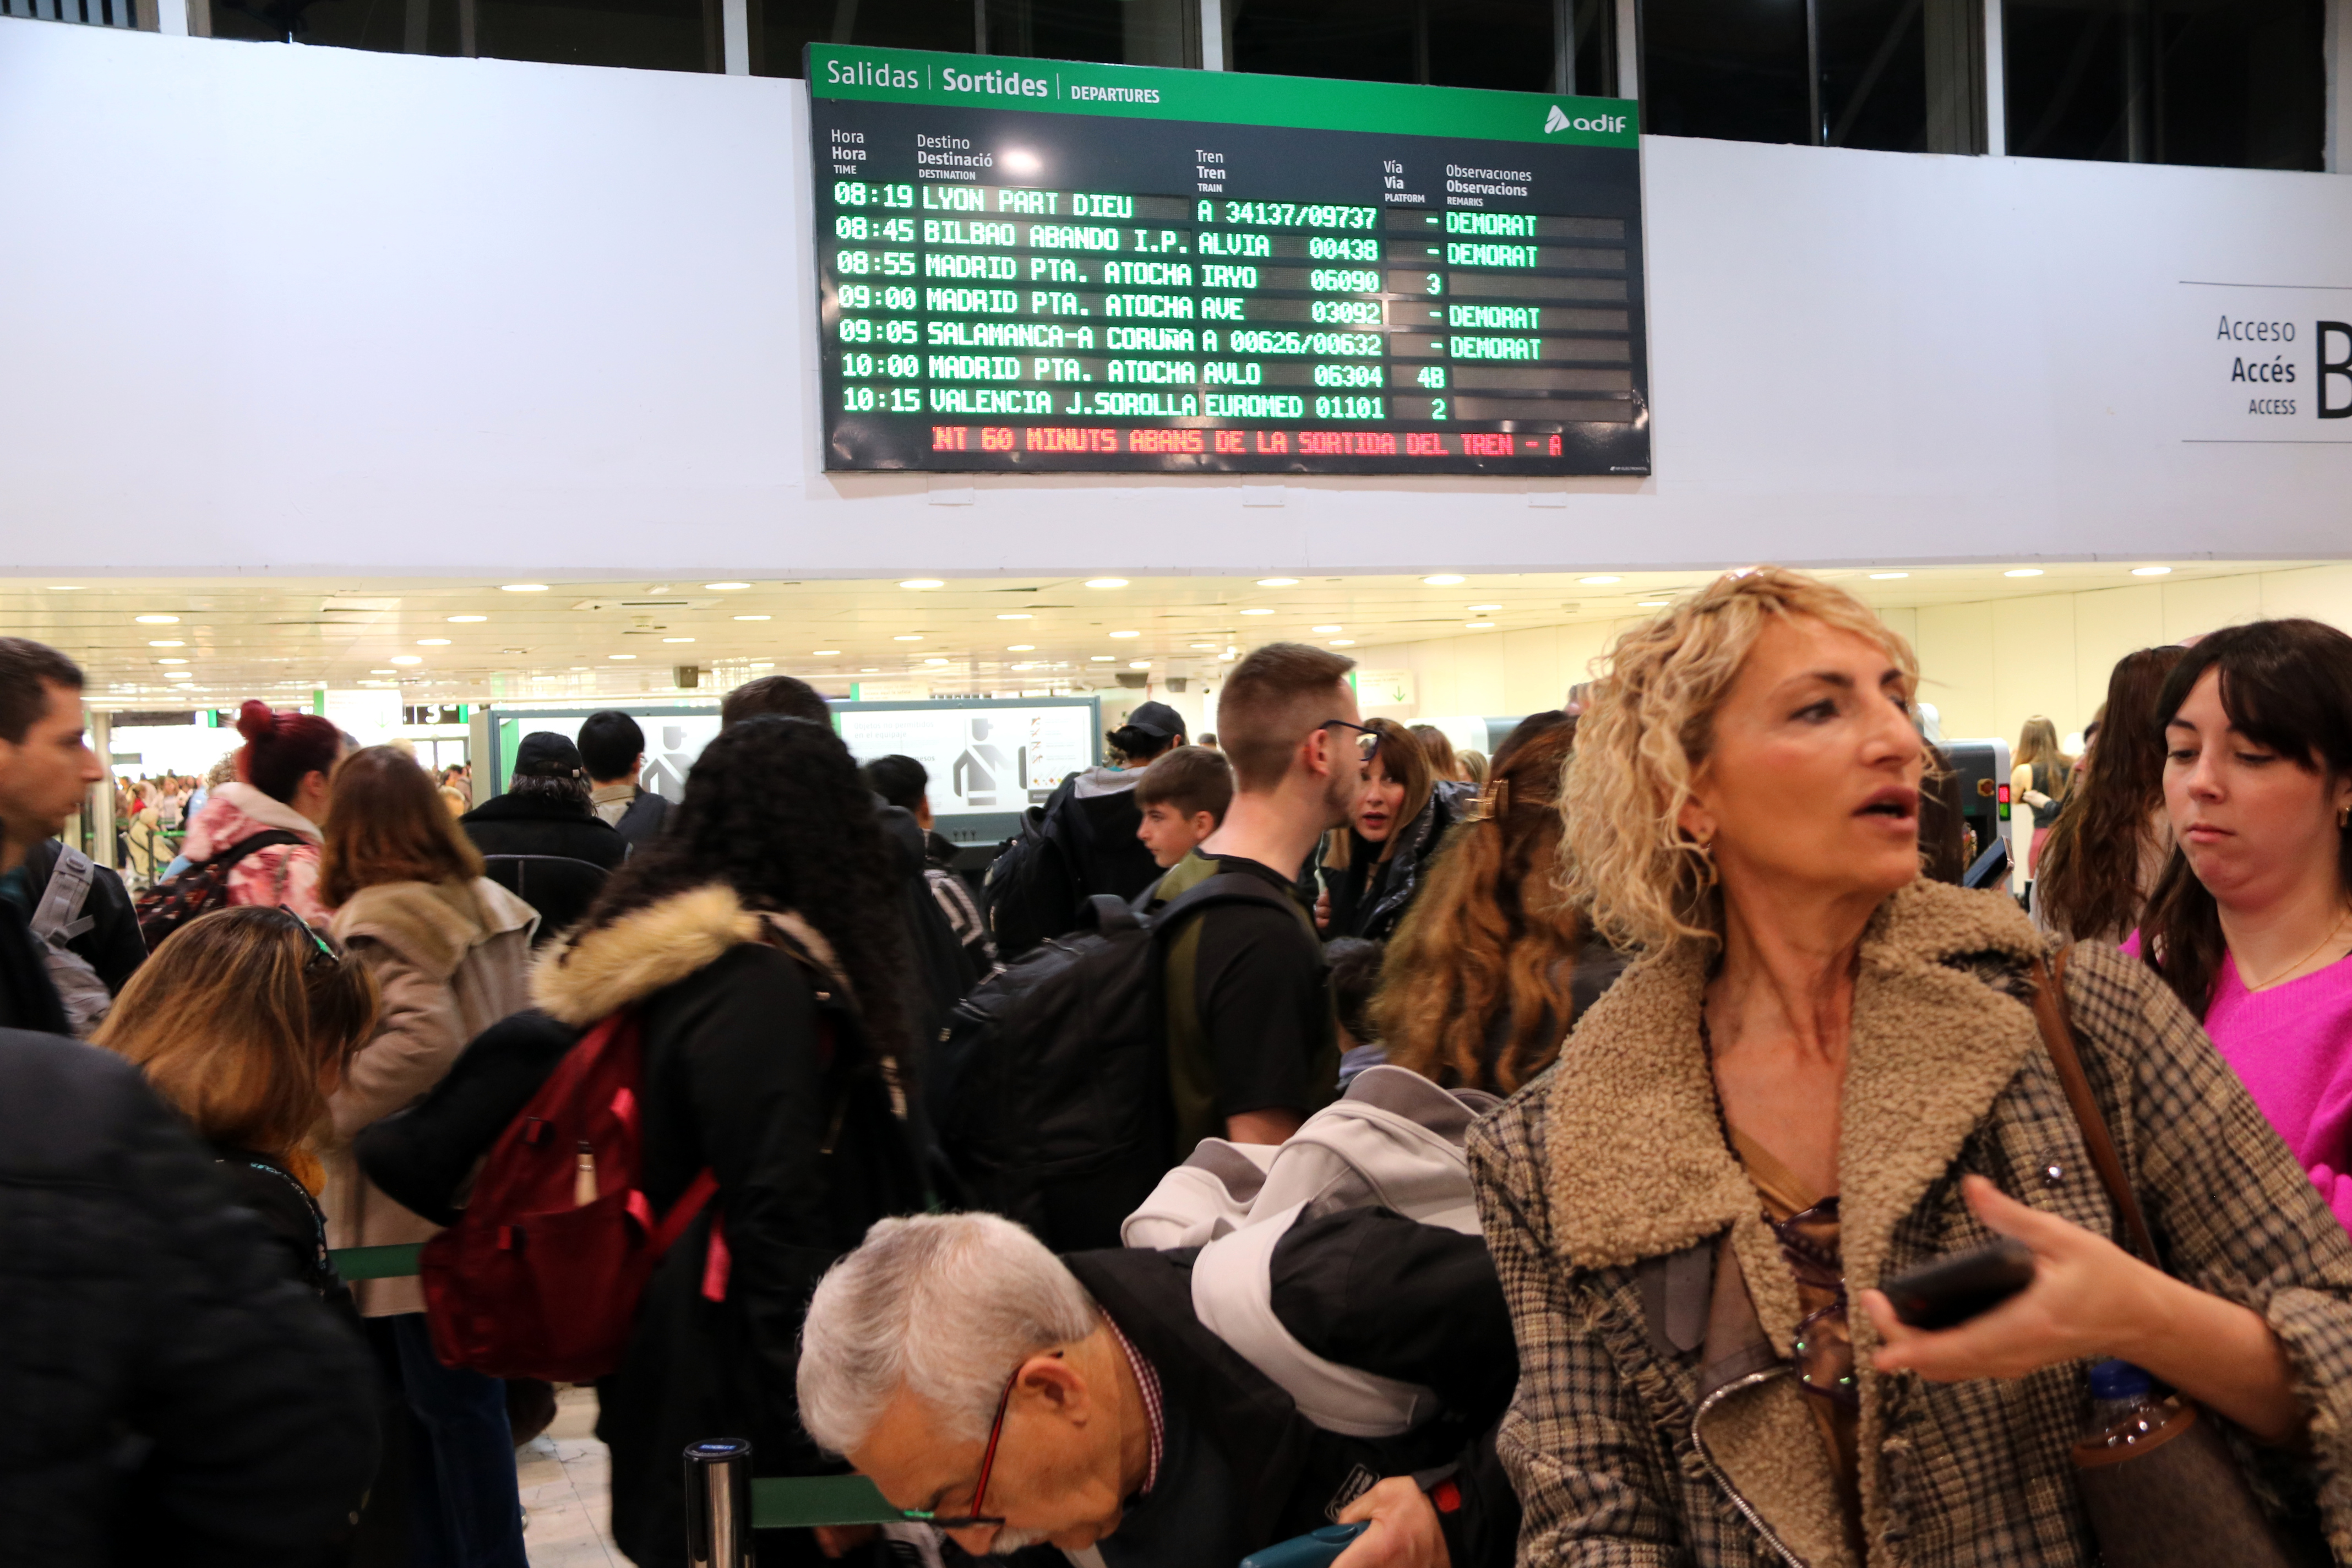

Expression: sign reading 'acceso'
xmin=807 ymin=45 xmax=1651 ymax=476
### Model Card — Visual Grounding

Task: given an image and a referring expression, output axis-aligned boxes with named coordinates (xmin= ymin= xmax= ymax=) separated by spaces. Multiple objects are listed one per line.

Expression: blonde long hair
xmin=94 ymin=906 xmax=379 ymax=1181
xmin=1562 ymin=568 xmax=1922 ymax=952
xmin=1376 ymin=714 xmax=1584 ymax=1093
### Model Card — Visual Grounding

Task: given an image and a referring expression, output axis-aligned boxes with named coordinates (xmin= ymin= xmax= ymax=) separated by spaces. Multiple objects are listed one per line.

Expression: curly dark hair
xmin=571 ymin=716 xmax=909 ymax=1060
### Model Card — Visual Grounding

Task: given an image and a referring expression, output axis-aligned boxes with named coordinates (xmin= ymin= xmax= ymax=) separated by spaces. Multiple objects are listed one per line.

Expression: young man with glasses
xmin=1147 ymin=643 xmax=1366 ymax=1154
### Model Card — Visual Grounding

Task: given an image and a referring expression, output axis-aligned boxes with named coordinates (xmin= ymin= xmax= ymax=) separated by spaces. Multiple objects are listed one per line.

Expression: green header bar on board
xmin=805 ymin=45 xmax=1639 ymax=150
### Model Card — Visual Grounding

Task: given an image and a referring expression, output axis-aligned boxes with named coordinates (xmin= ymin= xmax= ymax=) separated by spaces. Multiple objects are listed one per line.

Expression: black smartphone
xmin=1881 ymin=1237 xmax=2036 ymax=1330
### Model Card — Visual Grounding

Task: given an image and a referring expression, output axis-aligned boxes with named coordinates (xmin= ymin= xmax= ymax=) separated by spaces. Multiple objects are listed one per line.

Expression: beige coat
xmin=325 ymin=876 xmax=537 ymax=1316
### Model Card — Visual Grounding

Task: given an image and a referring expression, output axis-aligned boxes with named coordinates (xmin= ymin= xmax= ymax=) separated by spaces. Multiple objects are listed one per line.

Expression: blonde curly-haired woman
xmin=1469 ymin=567 xmax=2352 ymax=1567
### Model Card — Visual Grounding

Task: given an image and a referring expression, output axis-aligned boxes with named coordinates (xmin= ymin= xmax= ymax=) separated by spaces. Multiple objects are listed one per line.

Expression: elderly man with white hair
xmin=796 ymin=1208 xmax=1521 ymax=1568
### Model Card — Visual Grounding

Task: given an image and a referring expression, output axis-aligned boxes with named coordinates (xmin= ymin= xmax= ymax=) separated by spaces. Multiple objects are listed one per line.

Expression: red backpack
xmin=420 ymin=1011 xmax=717 ymax=1382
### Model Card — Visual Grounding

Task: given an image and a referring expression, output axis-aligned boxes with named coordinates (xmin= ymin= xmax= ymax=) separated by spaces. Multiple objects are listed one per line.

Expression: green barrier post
xmin=330 ymin=1243 xmax=425 ymax=1281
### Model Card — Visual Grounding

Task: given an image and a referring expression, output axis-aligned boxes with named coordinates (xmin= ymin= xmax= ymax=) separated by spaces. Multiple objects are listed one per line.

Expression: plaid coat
xmin=1468 ymin=876 xmax=2352 ymax=1567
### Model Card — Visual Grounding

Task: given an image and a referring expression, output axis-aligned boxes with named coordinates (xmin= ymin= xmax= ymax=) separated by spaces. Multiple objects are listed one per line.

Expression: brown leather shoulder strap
xmin=2032 ymin=948 xmax=2161 ymax=1267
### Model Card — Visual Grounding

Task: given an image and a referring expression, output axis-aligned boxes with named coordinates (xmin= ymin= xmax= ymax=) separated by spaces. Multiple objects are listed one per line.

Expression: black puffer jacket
xmin=0 ymin=1029 xmax=377 ymax=1565
xmin=1323 ymin=780 xmax=1476 ymax=943
xmin=531 ymin=886 xmax=927 ymax=1568
xmin=459 ymin=788 xmax=629 ymax=870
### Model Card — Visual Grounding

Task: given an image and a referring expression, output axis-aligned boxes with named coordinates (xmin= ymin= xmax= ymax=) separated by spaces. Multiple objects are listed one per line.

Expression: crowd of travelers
xmin=6 ymin=564 xmax=2352 ymax=1568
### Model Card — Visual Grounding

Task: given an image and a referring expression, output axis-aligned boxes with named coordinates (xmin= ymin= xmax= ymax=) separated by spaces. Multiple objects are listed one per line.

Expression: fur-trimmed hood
xmin=532 ymin=883 xmax=846 ymax=1027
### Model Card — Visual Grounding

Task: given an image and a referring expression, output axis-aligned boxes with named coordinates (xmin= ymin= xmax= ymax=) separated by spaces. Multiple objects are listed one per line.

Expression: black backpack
xmin=928 ymin=873 xmax=1295 ymax=1250
xmin=979 ymin=804 xmax=1074 ymax=962
xmin=132 ymin=829 xmax=304 ymax=951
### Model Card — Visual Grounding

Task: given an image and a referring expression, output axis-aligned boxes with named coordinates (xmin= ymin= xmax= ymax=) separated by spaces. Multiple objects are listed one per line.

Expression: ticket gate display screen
xmin=808 ymin=45 xmax=1648 ymax=476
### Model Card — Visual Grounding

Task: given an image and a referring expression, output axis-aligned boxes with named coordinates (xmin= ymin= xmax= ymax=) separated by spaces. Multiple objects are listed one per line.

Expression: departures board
xmin=808 ymin=46 xmax=1648 ymax=476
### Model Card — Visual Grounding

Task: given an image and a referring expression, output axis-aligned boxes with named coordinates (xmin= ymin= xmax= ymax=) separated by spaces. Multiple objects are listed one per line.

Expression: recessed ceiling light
xmin=1312 ymin=624 xmax=1343 ymax=634
xmin=923 ymin=657 xmax=950 ymax=666
xmin=1008 ymin=644 xmax=1035 ymax=651
xmin=1090 ymin=655 xmax=1116 ymax=662
xmin=662 ymin=636 xmax=695 ymax=644
xmin=1465 ymin=621 xmax=1498 ymax=630
xmin=997 ymin=613 xmax=1032 ymax=620
xmin=148 ymin=639 xmax=184 ymax=648
xmin=1868 ymin=572 xmax=1909 ymax=580
xmin=861 ymin=667 xmax=880 ymax=673
xmin=1422 ymin=574 xmax=1464 ymax=586
xmin=1109 ymin=630 xmax=1140 ymax=639
xmin=135 ymin=614 xmax=179 ymax=624
xmin=389 ymin=655 xmax=423 ymax=666
xmin=500 ymin=583 xmax=549 ymax=592
xmin=2131 ymin=565 xmax=2173 ymax=576
xmin=899 ymin=579 xmax=944 ymax=590
xmin=1257 ymin=577 xmax=1299 ymax=587
xmin=811 ymin=650 xmax=841 ymax=657
xmin=417 ymin=638 xmax=451 ymax=646
xmin=1129 ymin=660 xmax=1152 ymax=668
xmin=1240 ymin=607 xmax=1273 ymax=616
xmin=1578 ymin=575 xmax=1622 ymax=585
xmin=166 ymin=671 xmax=194 ymax=679
xmin=47 ymin=585 xmax=83 ymax=591
xmin=371 ymin=668 xmax=396 ymax=674
xmin=1190 ymin=642 xmax=1219 ymax=650
xmin=1466 ymin=603 xmax=1502 ymax=613
xmin=609 ymin=653 xmax=637 ymax=660
xmin=1328 ymin=639 xmax=1356 ymax=647
xmin=1637 ymin=600 xmax=1670 ymax=608
xmin=706 ymin=581 xmax=752 ymax=591
xmin=1085 ymin=578 xmax=1129 ymax=589
xmin=2004 ymin=568 xmax=2044 ymax=578
xmin=155 ymin=657 xmax=189 ymax=666
xmin=733 ymin=614 xmax=771 ymax=622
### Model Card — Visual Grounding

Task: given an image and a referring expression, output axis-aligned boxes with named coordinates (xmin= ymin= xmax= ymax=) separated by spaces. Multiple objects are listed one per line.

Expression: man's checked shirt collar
xmin=1103 ymin=1316 xmax=1164 ymax=1497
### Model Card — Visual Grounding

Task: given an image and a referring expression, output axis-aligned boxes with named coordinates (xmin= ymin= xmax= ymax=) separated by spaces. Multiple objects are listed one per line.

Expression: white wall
xmin=3 ymin=19 xmax=2351 ymax=578
xmin=1353 ymin=562 xmax=2352 ymax=748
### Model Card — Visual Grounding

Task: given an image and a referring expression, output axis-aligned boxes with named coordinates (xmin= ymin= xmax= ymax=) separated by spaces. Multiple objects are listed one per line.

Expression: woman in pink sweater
xmin=2138 ymin=619 xmax=2352 ymax=1231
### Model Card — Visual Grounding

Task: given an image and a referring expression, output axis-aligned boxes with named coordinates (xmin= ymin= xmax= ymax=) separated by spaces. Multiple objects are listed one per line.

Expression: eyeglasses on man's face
xmin=899 ymin=1369 xmax=1017 ymax=1532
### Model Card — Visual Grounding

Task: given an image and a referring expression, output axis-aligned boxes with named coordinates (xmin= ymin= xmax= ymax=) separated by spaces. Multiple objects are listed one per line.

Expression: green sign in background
xmin=805 ymin=45 xmax=1639 ymax=150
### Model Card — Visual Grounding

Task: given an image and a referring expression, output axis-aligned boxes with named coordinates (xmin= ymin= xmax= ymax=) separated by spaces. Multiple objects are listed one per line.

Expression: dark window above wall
xmin=203 ymin=0 xmax=719 ymax=70
xmin=1228 ymin=0 xmax=1612 ymax=96
xmin=2003 ymin=0 xmax=2324 ymax=170
xmin=753 ymin=0 xmax=1196 ymax=77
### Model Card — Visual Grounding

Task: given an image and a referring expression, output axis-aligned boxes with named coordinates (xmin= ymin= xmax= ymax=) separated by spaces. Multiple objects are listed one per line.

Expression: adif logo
xmin=1545 ymin=104 xmax=1631 ymax=134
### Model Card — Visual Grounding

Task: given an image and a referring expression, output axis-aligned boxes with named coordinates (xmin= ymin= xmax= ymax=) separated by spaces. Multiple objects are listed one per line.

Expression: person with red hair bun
xmin=178 ymin=699 xmax=344 ymax=923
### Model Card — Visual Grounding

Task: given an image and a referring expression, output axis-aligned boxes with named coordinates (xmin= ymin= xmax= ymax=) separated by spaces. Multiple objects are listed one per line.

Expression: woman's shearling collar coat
xmin=1469 ymin=875 xmax=2352 ymax=1567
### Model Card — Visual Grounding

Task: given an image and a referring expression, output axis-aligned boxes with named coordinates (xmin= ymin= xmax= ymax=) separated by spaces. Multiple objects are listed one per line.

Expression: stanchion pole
xmin=684 ymin=1439 xmax=753 ymax=1568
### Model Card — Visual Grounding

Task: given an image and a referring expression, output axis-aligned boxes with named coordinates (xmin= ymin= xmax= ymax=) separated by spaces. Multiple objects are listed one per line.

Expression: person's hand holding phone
xmin=1331 ymin=1478 xmax=1449 ymax=1568
xmin=1858 ymin=1175 xmax=2163 ymax=1382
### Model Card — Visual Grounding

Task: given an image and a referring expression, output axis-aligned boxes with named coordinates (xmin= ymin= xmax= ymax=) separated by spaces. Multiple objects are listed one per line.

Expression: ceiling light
xmin=1085 ymin=578 xmax=1129 ymax=589
xmin=2003 ymin=568 xmax=2044 ymax=578
xmin=1578 ymin=575 xmax=1622 ymax=585
xmin=389 ymin=655 xmax=423 ymax=666
xmin=2131 ymin=565 xmax=2173 ymax=576
xmin=1109 ymin=630 xmax=1140 ymax=639
xmin=923 ymin=657 xmax=950 ymax=666
xmin=1328 ymin=639 xmax=1356 ymax=647
xmin=166 ymin=671 xmax=194 ymax=680
xmin=899 ymin=579 xmax=944 ymax=590
xmin=997 ymin=613 xmax=1032 ymax=620
xmin=1240 ymin=607 xmax=1273 ymax=616
xmin=1008 ymin=644 xmax=1035 ymax=651
xmin=371 ymin=668 xmax=396 ymax=674
xmin=500 ymin=583 xmax=549 ymax=592
xmin=1868 ymin=572 xmax=1909 ymax=580
xmin=46 ymin=585 xmax=82 ymax=591
xmin=148 ymin=639 xmax=184 ymax=648
xmin=135 ymin=614 xmax=179 ymax=624
xmin=706 ymin=581 xmax=752 ymax=591
xmin=1190 ymin=642 xmax=1219 ymax=650
xmin=1129 ymin=660 xmax=1152 ymax=669
xmin=733 ymin=614 xmax=771 ymax=622
xmin=609 ymin=653 xmax=637 ymax=660
xmin=417 ymin=638 xmax=451 ymax=646
xmin=155 ymin=657 xmax=188 ymax=666
xmin=1312 ymin=624 xmax=1343 ymax=634
xmin=1422 ymin=574 xmax=1464 ymax=586
xmin=861 ymin=667 xmax=880 ymax=673
xmin=1637 ymin=600 xmax=1670 ymax=608
xmin=811 ymin=650 xmax=841 ymax=656
xmin=1257 ymin=577 xmax=1299 ymax=587
xmin=1466 ymin=603 xmax=1502 ymax=613
xmin=894 ymin=634 xmax=923 ymax=642
xmin=448 ymin=613 xmax=488 ymax=622
xmin=1466 ymin=621 xmax=1498 ymax=630
xmin=662 ymin=636 xmax=695 ymax=644
xmin=1090 ymin=655 xmax=1116 ymax=662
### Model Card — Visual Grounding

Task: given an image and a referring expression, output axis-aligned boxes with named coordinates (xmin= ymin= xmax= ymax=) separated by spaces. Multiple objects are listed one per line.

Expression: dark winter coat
xmin=1063 ymin=1207 xmax=1522 ymax=1568
xmin=0 ymin=1029 xmax=377 ymax=1565
xmin=531 ymin=885 xmax=927 ymax=1568
xmin=1323 ymin=780 xmax=1476 ymax=943
xmin=460 ymin=789 xmax=628 ymax=941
